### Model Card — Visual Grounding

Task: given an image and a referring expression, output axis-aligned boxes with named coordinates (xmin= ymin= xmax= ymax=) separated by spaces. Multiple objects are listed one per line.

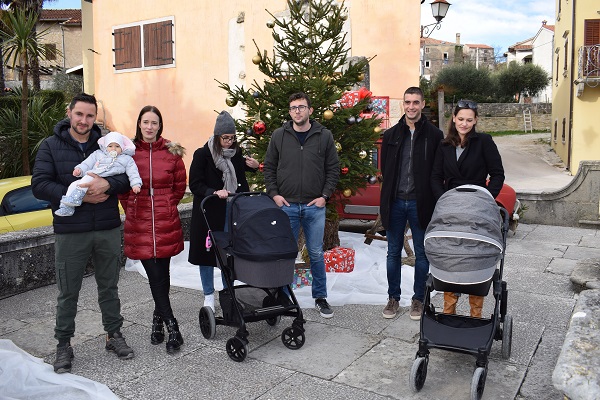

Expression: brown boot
xmin=469 ymin=295 xmax=484 ymax=318
xmin=443 ymin=292 xmax=458 ymax=314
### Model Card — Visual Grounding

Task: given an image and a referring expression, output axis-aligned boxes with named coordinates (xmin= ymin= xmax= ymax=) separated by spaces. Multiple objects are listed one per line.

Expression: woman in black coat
xmin=188 ymin=111 xmax=258 ymax=311
xmin=431 ymin=100 xmax=505 ymax=318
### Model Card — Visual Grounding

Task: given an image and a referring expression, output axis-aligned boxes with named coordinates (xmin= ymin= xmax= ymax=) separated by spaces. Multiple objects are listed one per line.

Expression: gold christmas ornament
xmin=266 ymin=20 xmax=275 ymax=28
xmin=358 ymin=73 xmax=365 ymax=81
xmin=252 ymin=54 xmax=262 ymax=65
xmin=225 ymin=97 xmax=237 ymax=107
xmin=324 ymin=75 xmax=333 ymax=85
xmin=374 ymin=126 xmax=382 ymax=134
xmin=359 ymin=150 xmax=368 ymax=159
xmin=335 ymin=142 xmax=342 ymax=152
xmin=323 ymin=110 xmax=334 ymax=120
xmin=340 ymin=13 xmax=348 ymax=21
xmin=343 ymin=188 xmax=352 ymax=197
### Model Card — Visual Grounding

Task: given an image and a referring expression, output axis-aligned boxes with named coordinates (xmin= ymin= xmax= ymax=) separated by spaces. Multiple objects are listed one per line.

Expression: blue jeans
xmin=386 ymin=199 xmax=428 ymax=303
xmin=281 ymin=203 xmax=327 ymax=299
xmin=199 ymin=266 xmax=227 ymax=295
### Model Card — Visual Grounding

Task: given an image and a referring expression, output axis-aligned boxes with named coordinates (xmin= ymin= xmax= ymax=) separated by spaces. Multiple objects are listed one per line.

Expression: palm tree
xmin=0 ymin=8 xmax=51 ymax=175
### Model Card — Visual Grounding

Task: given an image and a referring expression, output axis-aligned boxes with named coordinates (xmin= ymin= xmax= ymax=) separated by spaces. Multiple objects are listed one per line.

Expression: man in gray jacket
xmin=264 ymin=92 xmax=339 ymax=318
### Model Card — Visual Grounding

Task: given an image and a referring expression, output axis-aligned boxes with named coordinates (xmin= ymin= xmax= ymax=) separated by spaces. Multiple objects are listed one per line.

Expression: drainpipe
xmin=60 ymin=22 xmax=66 ymax=70
xmin=567 ymin=0 xmax=576 ymax=171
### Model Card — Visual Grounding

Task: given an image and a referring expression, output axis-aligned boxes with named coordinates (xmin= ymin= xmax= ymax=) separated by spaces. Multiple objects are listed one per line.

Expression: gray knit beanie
xmin=214 ymin=111 xmax=236 ymax=136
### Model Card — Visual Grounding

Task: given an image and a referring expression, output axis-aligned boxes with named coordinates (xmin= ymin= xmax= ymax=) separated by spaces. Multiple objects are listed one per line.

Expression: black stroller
xmin=410 ymin=185 xmax=513 ymax=400
xmin=198 ymin=192 xmax=306 ymax=362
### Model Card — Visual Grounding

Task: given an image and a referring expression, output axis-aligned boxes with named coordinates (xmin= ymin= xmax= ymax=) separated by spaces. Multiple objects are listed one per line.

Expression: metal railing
xmin=578 ymin=44 xmax=600 ymax=79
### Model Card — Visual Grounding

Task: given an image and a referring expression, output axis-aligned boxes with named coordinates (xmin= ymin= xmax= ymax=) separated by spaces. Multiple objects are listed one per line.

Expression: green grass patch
xmin=488 ymin=129 xmax=548 ymax=137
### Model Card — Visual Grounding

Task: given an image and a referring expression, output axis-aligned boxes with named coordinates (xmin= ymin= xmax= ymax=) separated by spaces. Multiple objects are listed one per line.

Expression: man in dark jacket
xmin=32 ymin=93 xmax=134 ymax=374
xmin=379 ymin=87 xmax=443 ymax=321
xmin=264 ymin=92 xmax=339 ymax=318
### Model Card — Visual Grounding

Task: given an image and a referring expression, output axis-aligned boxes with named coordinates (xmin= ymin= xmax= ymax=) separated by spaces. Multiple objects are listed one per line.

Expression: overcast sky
xmin=46 ymin=0 xmax=556 ymax=55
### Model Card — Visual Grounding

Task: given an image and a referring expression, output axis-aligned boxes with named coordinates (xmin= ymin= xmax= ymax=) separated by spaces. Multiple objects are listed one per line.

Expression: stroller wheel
xmin=199 ymin=306 xmax=216 ymax=339
xmin=226 ymin=337 xmax=248 ymax=362
xmin=281 ymin=327 xmax=305 ymax=350
xmin=470 ymin=367 xmax=487 ymax=400
xmin=409 ymin=356 xmax=428 ymax=392
xmin=502 ymin=314 xmax=513 ymax=359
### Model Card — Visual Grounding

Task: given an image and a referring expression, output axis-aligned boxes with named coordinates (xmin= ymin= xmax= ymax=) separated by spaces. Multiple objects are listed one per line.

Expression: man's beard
xmin=71 ymin=123 xmax=92 ymax=136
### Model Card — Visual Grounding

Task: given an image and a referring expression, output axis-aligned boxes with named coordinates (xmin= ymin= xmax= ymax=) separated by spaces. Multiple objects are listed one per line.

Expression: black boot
xmin=165 ymin=318 xmax=184 ymax=354
xmin=150 ymin=311 xmax=165 ymax=345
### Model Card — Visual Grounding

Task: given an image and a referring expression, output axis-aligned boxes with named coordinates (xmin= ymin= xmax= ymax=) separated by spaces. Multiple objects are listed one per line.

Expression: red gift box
xmin=324 ymin=247 xmax=355 ymax=273
xmin=293 ymin=263 xmax=313 ymax=288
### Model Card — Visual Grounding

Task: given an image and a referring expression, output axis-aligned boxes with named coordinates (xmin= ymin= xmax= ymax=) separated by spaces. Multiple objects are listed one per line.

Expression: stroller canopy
xmin=225 ymin=193 xmax=298 ymax=262
xmin=425 ymin=185 xmax=503 ymax=285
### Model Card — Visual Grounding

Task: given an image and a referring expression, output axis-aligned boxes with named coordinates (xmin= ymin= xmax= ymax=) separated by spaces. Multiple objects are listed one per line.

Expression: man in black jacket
xmin=32 ymin=93 xmax=134 ymax=373
xmin=379 ymin=87 xmax=443 ymax=320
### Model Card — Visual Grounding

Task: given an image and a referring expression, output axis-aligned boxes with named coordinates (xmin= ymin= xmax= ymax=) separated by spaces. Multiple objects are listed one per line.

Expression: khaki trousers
xmin=443 ymin=292 xmax=484 ymax=318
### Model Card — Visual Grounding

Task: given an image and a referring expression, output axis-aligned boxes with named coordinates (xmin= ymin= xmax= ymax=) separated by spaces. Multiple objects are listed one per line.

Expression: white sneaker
xmin=203 ymin=294 xmax=215 ymax=312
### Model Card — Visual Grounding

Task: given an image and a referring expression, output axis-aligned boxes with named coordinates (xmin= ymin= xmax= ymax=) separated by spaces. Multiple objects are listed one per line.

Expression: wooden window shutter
xmin=584 ymin=19 xmax=600 ymax=46
xmin=583 ymin=20 xmax=600 ymax=76
xmin=144 ymin=20 xmax=174 ymax=67
xmin=113 ymin=26 xmax=141 ymax=70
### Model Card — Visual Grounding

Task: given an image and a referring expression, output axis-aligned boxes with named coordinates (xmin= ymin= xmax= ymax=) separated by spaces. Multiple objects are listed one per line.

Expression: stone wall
xmin=443 ymin=102 xmax=553 ymax=132
xmin=0 ymin=205 xmax=192 ymax=300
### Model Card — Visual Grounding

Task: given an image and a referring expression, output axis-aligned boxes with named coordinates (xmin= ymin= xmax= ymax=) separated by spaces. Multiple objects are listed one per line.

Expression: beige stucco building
xmin=2 ymin=9 xmax=82 ymax=88
xmin=552 ymin=0 xmax=600 ymax=173
xmin=81 ymin=0 xmax=421 ymax=170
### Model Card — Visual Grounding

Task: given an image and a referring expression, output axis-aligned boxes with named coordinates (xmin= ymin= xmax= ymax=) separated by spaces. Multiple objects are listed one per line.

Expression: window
xmin=561 ymin=118 xmax=566 ymax=143
xmin=0 ymin=187 xmax=50 ymax=216
xmin=44 ymin=43 xmax=57 ymax=61
xmin=443 ymin=52 xmax=449 ymax=60
xmin=564 ymin=38 xmax=568 ymax=71
xmin=425 ymin=47 xmax=430 ymax=54
xmin=584 ymin=19 xmax=600 ymax=76
xmin=554 ymin=120 xmax=557 ymax=142
xmin=556 ymin=54 xmax=560 ymax=81
xmin=424 ymin=60 xmax=430 ymax=68
xmin=113 ymin=17 xmax=175 ymax=72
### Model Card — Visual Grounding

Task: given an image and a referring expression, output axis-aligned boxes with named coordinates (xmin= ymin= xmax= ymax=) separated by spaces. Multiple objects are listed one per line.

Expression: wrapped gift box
xmin=293 ymin=262 xmax=312 ymax=288
xmin=324 ymin=247 xmax=355 ymax=273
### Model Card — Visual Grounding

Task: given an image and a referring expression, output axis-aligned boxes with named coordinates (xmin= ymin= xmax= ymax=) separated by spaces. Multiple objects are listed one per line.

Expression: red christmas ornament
xmin=341 ymin=167 xmax=349 ymax=175
xmin=253 ymin=120 xmax=266 ymax=135
xmin=259 ymin=163 xmax=264 ymax=172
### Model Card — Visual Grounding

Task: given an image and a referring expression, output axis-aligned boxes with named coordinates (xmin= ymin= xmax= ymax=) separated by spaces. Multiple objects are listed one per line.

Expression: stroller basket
xmin=425 ymin=185 xmax=503 ymax=286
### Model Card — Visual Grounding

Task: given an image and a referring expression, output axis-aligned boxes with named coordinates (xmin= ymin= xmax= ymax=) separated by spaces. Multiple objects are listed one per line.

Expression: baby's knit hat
xmin=214 ymin=111 xmax=236 ymax=136
xmin=103 ymin=131 xmax=124 ymax=147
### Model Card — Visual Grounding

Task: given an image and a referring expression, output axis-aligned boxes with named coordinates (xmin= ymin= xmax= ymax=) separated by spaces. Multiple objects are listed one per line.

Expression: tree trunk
xmin=31 ymin=55 xmax=40 ymax=91
xmin=323 ymin=217 xmax=340 ymax=250
xmin=0 ymin=45 xmax=5 ymax=95
xmin=21 ymin=64 xmax=30 ymax=175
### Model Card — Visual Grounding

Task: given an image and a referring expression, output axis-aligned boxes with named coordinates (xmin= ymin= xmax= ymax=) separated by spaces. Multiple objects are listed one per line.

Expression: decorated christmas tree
xmin=217 ymin=0 xmax=381 ymax=248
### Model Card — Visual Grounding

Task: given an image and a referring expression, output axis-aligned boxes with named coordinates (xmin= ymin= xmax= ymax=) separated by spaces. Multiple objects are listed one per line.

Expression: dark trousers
xmin=141 ymin=258 xmax=175 ymax=320
xmin=54 ymin=228 xmax=123 ymax=342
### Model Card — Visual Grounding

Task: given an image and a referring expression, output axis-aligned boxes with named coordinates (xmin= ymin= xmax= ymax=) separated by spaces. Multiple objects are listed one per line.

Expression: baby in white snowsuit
xmin=55 ymin=131 xmax=142 ymax=217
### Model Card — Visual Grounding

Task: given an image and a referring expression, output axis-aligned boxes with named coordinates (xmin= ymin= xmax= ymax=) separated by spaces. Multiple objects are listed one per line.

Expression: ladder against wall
xmin=523 ymin=109 xmax=533 ymax=133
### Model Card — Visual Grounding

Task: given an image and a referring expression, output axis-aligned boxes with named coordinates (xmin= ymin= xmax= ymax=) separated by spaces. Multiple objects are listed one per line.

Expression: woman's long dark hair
xmin=135 ymin=105 xmax=164 ymax=142
xmin=444 ymin=100 xmax=479 ymax=147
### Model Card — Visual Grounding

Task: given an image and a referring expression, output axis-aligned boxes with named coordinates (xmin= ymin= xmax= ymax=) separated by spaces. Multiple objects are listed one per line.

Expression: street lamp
xmin=420 ymin=0 xmax=451 ymax=38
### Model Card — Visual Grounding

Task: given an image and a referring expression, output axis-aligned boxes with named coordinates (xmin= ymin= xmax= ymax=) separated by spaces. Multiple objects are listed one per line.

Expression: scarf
xmin=208 ymin=136 xmax=238 ymax=196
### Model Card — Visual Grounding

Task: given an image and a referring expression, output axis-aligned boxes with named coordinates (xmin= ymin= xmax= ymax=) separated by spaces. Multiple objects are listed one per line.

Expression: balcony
xmin=575 ymin=45 xmax=600 ymax=96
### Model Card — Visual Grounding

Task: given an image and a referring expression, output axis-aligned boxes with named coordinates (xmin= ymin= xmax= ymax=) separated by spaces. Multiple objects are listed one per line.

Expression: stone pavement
xmin=1 ymin=222 xmax=599 ymax=399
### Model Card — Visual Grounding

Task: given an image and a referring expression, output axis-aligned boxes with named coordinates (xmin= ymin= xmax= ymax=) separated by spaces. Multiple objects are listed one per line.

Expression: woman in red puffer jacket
xmin=120 ymin=105 xmax=187 ymax=354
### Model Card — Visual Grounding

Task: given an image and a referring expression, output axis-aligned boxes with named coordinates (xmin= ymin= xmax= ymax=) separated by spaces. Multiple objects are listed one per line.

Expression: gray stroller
xmin=410 ymin=185 xmax=513 ymax=400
